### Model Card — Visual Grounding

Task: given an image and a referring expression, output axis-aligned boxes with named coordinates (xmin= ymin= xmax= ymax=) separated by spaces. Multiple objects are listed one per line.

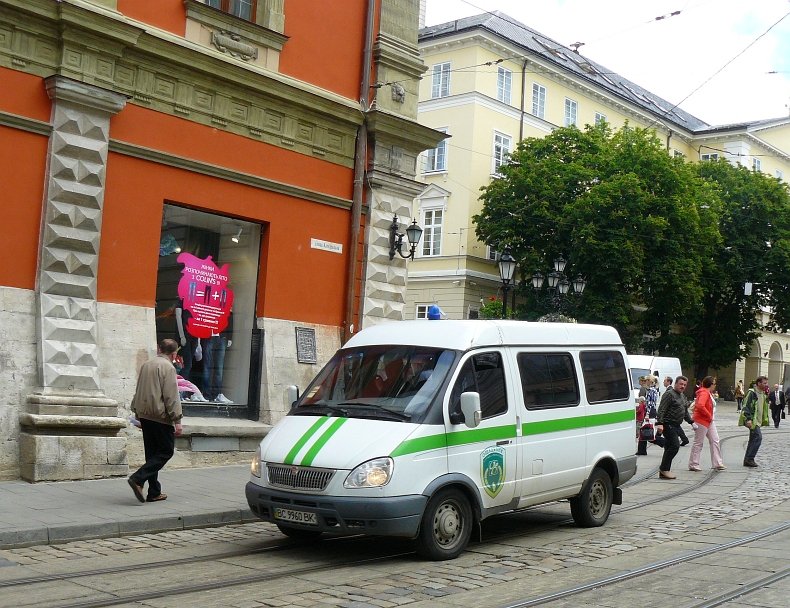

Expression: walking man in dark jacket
xmin=656 ymin=375 xmax=691 ymax=479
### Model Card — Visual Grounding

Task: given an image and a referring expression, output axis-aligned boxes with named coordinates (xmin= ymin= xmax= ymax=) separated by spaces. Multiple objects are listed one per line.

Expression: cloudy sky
xmin=424 ymin=0 xmax=790 ymax=126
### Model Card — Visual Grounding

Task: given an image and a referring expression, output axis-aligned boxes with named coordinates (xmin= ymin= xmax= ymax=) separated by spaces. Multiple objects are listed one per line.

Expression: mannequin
xmin=203 ymin=311 xmax=233 ymax=403
xmin=175 ymin=302 xmax=200 ymax=382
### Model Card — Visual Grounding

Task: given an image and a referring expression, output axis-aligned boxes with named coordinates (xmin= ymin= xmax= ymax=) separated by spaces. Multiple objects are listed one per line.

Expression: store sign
xmin=177 ymin=253 xmax=234 ymax=338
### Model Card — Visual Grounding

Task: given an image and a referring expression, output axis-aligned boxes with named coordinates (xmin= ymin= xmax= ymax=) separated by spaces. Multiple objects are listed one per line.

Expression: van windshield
xmin=630 ymin=368 xmax=650 ymax=389
xmin=292 ymin=345 xmax=457 ymax=423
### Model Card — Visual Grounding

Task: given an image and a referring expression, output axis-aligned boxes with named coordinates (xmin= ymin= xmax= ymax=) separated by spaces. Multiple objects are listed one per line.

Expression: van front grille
xmin=266 ymin=463 xmax=335 ymax=491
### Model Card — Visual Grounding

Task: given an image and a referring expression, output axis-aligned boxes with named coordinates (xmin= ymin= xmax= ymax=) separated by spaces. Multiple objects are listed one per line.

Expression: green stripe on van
xmin=284 ymin=417 xmax=332 ymax=465
xmin=389 ymin=409 xmax=633 ymax=458
xmin=301 ymin=418 xmax=347 ymax=466
xmin=521 ymin=409 xmax=633 ymax=435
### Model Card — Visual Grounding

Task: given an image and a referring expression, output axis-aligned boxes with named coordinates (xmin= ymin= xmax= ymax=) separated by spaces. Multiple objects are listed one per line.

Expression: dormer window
xmin=205 ymin=0 xmax=257 ymax=22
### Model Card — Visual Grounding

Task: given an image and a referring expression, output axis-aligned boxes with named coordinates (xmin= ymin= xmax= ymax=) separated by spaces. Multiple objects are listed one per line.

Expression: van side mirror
xmin=460 ymin=392 xmax=482 ymax=428
xmin=285 ymin=385 xmax=300 ymax=408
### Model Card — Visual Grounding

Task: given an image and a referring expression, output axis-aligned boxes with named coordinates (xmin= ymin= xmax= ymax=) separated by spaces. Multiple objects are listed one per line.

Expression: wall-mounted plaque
xmin=295 ymin=327 xmax=317 ymax=364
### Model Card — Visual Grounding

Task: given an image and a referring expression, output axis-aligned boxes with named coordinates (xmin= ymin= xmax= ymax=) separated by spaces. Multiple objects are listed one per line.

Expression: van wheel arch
xmin=421 ymin=474 xmax=483 ymax=521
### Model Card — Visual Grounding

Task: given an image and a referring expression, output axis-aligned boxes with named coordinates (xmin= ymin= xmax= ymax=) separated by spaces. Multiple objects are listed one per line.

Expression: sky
xmin=424 ymin=0 xmax=790 ymax=126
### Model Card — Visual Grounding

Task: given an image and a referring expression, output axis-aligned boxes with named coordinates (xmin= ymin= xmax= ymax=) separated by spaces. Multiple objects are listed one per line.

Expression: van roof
xmin=345 ymin=320 xmax=623 ymax=351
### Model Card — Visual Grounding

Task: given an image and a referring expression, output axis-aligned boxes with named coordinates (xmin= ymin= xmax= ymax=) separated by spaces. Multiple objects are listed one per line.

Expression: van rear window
xmin=580 ymin=351 xmax=630 ymax=403
xmin=517 ymin=353 xmax=579 ymax=409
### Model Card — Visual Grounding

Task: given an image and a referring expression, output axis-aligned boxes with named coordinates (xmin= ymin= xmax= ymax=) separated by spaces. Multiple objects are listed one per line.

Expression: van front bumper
xmin=245 ymin=482 xmax=427 ymax=537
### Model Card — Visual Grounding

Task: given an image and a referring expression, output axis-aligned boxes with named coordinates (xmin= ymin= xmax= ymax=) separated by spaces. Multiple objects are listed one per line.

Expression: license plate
xmin=273 ymin=507 xmax=318 ymax=525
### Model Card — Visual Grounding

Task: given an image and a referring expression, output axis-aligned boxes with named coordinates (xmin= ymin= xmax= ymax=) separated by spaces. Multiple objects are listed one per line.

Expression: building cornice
xmin=0 ymin=0 xmax=363 ymax=168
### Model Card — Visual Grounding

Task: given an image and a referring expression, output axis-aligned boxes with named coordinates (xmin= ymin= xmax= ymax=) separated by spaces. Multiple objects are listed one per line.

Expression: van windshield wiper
xmin=336 ymin=402 xmax=411 ymax=421
xmin=291 ymin=403 xmax=348 ymax=417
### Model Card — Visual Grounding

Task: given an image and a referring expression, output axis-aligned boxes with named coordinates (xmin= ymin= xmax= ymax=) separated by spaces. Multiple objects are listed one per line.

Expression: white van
xmin=628 ymin=354 xmax=683 ymax=397
xmin=246 ymin=321 xmax=637 ymax=560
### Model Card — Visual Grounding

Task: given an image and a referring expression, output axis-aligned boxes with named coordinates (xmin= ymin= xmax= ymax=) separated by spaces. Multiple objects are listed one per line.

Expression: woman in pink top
xmin=688 ymin=376 xmax=726 ymax=471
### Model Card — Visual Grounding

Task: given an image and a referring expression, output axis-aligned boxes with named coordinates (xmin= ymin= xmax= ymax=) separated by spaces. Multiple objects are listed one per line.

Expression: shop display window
xmin=156 ymin=204 xmax=261 ymax=412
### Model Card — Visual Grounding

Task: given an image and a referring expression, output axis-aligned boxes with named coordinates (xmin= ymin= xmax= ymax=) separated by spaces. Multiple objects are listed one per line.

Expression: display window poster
xmin=177 ymin=253 xmax=234 ymax=338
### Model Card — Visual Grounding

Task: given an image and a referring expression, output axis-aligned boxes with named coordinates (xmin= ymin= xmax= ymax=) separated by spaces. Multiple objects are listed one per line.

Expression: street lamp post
xmin=498 ymin=247 xmax=517 ymax=319
xmin=531 ymin=256 xmax=586 ymax=313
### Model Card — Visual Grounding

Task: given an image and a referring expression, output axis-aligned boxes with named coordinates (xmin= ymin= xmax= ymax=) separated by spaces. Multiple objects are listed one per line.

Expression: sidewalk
xmin=0 ymin=465 xmax=255 ymax=549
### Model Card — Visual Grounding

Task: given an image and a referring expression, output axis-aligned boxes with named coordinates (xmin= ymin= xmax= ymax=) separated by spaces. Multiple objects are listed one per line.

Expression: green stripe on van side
xmin=301 ymin=418 xmax=347 ymax=466
xmin=284 ymin=417 xmax=332 ymax=465
xmin=390 ymin=424 xmax=516 ymax=458
xmin=521 ymin=408 xmax=633 ymax=436
xmin=389 ymin=409 xmax=633 ymax=458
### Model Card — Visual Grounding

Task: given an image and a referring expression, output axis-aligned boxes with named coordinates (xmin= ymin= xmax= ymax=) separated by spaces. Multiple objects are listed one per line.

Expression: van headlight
xmin=344 ymin=457 xmax=393 ymax=488
xmin=250 ymin=446 xmax=262 ymax=478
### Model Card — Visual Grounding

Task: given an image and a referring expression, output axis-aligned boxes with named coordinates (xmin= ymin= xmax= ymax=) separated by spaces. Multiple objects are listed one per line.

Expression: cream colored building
xmin=409 ymin=12 xmax=790 ymax=390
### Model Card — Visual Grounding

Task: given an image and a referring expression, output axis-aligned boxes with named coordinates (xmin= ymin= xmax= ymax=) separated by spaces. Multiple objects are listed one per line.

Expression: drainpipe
xmin=344 ymin=0 xmax=377 ymax=342
xmin=666 ymin=129 xmax=673 ymax=152
xmin=519 ymin=59 xmax=527 ymax=141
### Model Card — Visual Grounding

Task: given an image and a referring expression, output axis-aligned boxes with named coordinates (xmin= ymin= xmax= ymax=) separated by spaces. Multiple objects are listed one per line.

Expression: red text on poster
xmin=176 ymin=253 xmax=234 ymax=338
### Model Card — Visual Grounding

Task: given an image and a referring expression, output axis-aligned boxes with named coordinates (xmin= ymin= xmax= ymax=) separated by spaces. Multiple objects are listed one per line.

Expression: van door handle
xmin=496 ymin=440 xmax=511 ymax=446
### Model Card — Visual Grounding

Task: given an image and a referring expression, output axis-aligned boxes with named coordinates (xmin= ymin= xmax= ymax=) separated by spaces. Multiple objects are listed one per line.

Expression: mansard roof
xmin=420 ymin=12 xmax=719 ymax=132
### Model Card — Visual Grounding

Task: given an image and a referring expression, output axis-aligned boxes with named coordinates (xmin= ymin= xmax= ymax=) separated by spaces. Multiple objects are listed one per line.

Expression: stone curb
xmin=0 ymin=507 xmax=257 ymax=549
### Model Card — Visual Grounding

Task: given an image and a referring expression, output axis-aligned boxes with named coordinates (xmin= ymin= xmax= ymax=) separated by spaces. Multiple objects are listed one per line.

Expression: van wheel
xmin=416 ymin=488 xmax=472 ymax=560
xmin=570 ymin=467 xmax=613 ymax=527
xmin=276 ymin=524 xmax=323 ymax=540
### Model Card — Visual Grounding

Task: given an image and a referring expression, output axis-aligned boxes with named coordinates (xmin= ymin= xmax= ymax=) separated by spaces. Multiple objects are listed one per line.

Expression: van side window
xmin=517 ymin=353 xmax=579 ymax=409
xmin=449 ymin=352 xmax=508 ymax=419
xmin=580 ymin=351 xmax=630 ymax=403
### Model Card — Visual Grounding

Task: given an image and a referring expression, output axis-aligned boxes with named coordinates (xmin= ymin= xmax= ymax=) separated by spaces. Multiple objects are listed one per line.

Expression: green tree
xmin=686 ymin=160 xmax=790 ymax=378
xmin=475 ymin=123 xmax=710 ymax=351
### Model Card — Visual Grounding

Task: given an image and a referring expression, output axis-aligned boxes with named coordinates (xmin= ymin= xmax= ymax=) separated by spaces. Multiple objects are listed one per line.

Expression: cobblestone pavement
xmin=1 ymin=428 xmax=787 ymax=608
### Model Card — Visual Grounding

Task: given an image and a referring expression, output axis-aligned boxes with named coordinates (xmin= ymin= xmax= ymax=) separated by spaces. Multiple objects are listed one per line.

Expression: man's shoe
xmin=680 ymin=439 xmax=690 ymax=446
xmin=688 ymin=466 xmax=702 ymax=472
xmin=743 ymin=459 xmax=758 ymax=468
xmin=127 ymin=477 xmax=145 ymax=503
xmin=659 ymin=470 xmax=676 ymax=479
xmin=714 ymin=465 xmax=727 ymax=471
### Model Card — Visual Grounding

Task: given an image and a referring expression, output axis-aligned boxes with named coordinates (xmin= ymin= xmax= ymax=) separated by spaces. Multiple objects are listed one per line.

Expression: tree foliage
xmin=474 ymin=123 xmax=790 ymax=373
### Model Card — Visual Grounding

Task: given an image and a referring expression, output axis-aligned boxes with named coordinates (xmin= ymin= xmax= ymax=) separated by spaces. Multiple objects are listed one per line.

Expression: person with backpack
xmin=740 ymin=375 xmax=770 ymax=467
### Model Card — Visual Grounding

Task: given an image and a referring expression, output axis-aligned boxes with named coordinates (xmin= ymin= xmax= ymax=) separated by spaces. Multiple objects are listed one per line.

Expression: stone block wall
xmin=0 ymin=287 xmax=38 ymax=480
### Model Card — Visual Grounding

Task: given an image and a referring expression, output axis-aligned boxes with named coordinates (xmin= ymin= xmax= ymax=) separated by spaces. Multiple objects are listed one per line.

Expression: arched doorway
xmin=744 ymin=340 xmax=761 ymax=386
xmin=768 ymin=341 xmax=784 ymax=386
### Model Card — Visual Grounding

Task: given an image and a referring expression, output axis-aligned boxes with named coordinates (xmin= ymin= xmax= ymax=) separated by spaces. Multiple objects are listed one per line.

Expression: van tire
xmin=276 ymin=524 xmax=323 ymax=540
xmin=416 ymin=488 xmax=472 ymax=560
xmin=570 ymin=467 xmax=613 ymax=527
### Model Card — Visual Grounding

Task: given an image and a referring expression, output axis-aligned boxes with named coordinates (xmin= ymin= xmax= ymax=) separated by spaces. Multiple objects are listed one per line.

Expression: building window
xmin=424 ymin=129 xmax=447 ymax=172
xmin=467 ymin=306 xmax=479 ymax=320
xmin=416 ymin=305 xmax=429 ymax=319
xmin=157 ymin=205 xmax=261 ymax=411
xmin=532 ymin=83 xmax=546 ymax=118
xmin=594 ymin=112 xmax=606 ymax=126
xmin=777 ymin=170 xmax=785 ymax=181
xmin=673 ymin=149 xmax=685 ymax=159
xmin=205 ymin=0 xmax=256 ymax=21
xmin=753 ymin=158 xmax=762 ymax=172
xmin=486 ymin=245 xmax=498 ymax=261
xmin=431 ymin=62 xmax=451 ymax=99
xmin=497 ymin=67 xmax=512 ymax=104
xmin=493 ymin=132 xmax=512 ymax=174
xmin=421 ymin=209 xmax=443 ymax=256
xmin=564 ymin=98 xmax=578 ymax=127
xmin=701 ymin=153 xmax=719 ymax=161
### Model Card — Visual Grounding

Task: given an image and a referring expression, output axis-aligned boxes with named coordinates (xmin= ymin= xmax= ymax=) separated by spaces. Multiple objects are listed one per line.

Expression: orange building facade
xmin=0 ymin=0 xmax=440 ymax=480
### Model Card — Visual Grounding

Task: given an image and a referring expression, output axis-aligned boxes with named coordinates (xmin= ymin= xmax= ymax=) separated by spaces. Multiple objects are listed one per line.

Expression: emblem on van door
xmin=481 ymin=447 xmax=506 ymax=498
